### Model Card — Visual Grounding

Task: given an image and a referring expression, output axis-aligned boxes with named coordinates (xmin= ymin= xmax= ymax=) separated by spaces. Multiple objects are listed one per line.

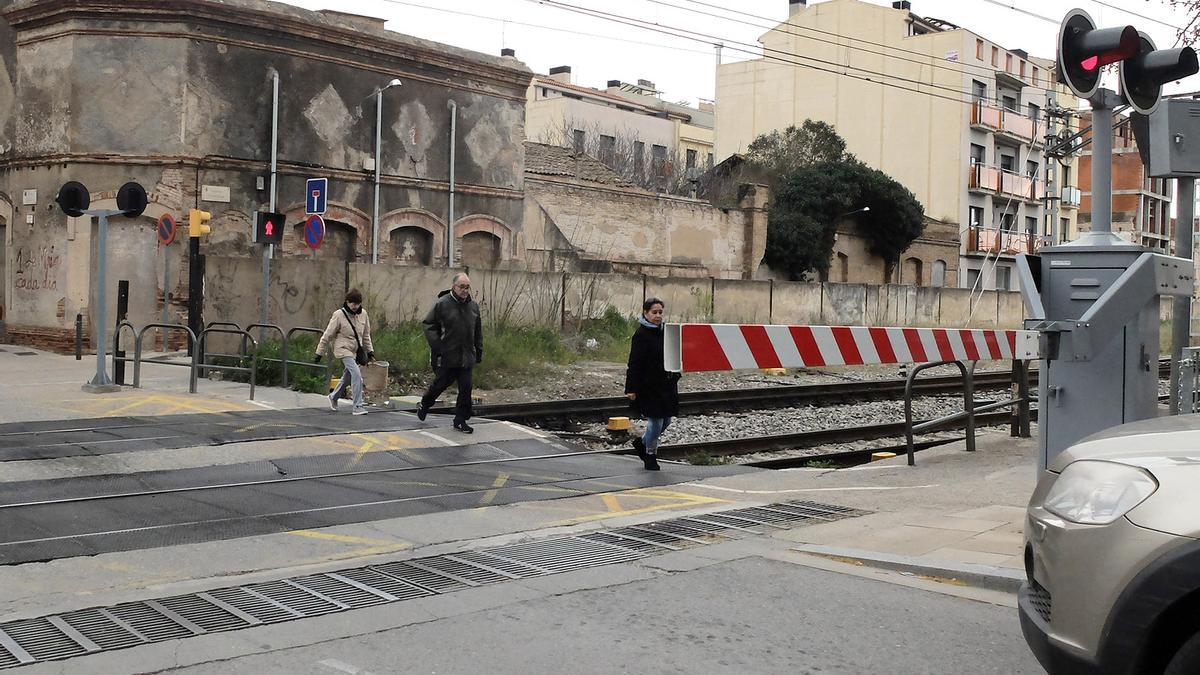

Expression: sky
xmin=278 ymin=0 xmax=1198 ymax=106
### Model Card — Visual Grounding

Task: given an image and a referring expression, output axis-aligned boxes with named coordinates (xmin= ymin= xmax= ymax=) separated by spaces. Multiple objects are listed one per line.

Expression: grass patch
xmin=686 ymin=451 xmax=733 ymax=466
xmin=573 ymin=306 xmax=640 ymax=363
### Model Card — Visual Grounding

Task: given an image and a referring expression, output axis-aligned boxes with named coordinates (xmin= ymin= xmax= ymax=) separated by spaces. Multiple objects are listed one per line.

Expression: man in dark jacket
xmin=417 ymin=272 xmax=483 ymax=433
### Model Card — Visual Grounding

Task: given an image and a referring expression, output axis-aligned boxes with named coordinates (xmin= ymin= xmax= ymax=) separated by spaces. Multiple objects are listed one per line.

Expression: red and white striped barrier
xmin=664 ymin=324 xmax=1040 ymax=373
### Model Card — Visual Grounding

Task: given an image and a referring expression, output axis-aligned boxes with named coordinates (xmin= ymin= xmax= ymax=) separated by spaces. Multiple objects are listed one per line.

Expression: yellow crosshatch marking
xmin=287 ymin=529 xmax=411 ymax=563
xmin=477 ymin=472 xmax=510 ymax=506
xmin=55 ymin=392 xmax=252 ymax=417
xmin=545 ymin=487 xmax=730 ymax=526
xmin=344 ymin=432 xmax=419 ymax=468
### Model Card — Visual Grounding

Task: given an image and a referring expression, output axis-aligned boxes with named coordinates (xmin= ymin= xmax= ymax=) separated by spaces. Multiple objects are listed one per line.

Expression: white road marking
xmin=503 ymin=420 xmax=547 ymax=438
xmin=245 ymin=399 xmax=281 ymax=410
xmin=319 ymin=659 xmax=375 ymax=675
xmin=417 ymin=430 xmax=457 ymax=446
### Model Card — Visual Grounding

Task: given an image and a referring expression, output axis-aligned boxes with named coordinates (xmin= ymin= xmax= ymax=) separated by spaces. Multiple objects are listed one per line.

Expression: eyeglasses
xmin=455 ymin=284 xmax=471 ymax=289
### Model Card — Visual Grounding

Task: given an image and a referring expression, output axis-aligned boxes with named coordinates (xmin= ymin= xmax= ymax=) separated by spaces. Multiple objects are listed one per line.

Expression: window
xmin=932 ymin=260 xmax=947 ymax=287
xmin=1026 ymin=215 xmax=1038 ymax=235
xmin=991 ymin=46 xmax=999 ymax=67
xmin=1061 ymin=217 xmax=1070 ymax=243
xmin=972 ymin=80 xmax=988 ymax=102
xmin=1000 ymin=154 xmax=1015 ymax=172
xmin=1026 ymin=160 xmax=1039 ymax=178
xmin=1031 ymin=66 xmax=1039 ymax=85
xmin=967 ymin=267 xmax=981 ymax=289
xmin=1006 ymin=53 xmax=1013 ymax=72
xmin=970 ymin=143 xmax=985 ymax=165
xmin=976 ymin=39 xmax=984 ymax=60
xmin=633 ymin=141 xmax=645 ymax=178
xmin=1002 ymin=95 xmax=1018 ymax=112
xmin=707 ymin=153 xmax=714 ymax=168
xmin=686 ymin=148 xmax=697 ymax=169
xmin=1028 ymin=103 xmax=1040 ymax=123
xmin=969 ymin=205 xmax=984 ymax=229
xmin=651 ymin=144 xmax=668 ymax=176
xmin=996 ymin=266 xmax=1012 ymax=290
xmin=599 ymin=134 xmax=616 ymax=165
xmin=572 ymin=129 xmax=585 ymax=153
xmin=1000 ymin=212 xmax=1016 ymax=231
xmin=1020 ymin=61 xmax=1026 ymax=78
xmin=1062 ymin=164 xmax=1072 ymax=187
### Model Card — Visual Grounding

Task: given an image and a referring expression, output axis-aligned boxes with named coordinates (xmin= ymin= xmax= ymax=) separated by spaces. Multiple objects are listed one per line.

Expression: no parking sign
xmin=304 ymin=214 xmax=325 ymax=250
xmin=157 ymin=213 xmax=177 ymax=245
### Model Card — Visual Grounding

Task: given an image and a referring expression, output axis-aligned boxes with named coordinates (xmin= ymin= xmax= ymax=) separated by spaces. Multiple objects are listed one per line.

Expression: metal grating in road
xmin=0 ymin=500 xmax=867 ymax=670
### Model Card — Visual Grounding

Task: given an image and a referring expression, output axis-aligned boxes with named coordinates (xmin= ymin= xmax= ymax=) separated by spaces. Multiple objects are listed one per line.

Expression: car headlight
xmin=1043 ymin=460 xmax=1158 ymax=525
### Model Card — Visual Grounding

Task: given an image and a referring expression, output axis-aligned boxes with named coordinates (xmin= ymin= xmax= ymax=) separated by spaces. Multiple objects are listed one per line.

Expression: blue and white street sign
xmin=305 ymin=177 xmax=327 ymax=215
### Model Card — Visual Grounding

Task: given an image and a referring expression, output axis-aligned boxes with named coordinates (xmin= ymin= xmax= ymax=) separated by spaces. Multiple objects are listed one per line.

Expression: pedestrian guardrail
xmin=199 ymin=327 xmax=258 ymax=399
xmin=282 ymin=326 xmax=330 ymax=387
xmin=132 ymin=323 xmax=199 ymax=393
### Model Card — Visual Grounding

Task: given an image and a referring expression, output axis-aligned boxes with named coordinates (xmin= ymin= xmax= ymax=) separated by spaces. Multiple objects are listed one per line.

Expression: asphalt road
xmin=168 ymin=556 xmax=1043 ymax=675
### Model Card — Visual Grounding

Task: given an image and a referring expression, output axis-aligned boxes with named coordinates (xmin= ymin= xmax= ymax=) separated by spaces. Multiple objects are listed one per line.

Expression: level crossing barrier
xmin=664 ymin=323 xmax=1041 ymax=465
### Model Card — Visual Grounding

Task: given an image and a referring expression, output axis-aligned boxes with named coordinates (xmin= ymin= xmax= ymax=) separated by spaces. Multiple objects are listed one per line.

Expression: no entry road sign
xmin=306 ymin=177 xmax=327 ymax=215
xmin=157 ymin=213 xmax=177 ymax=245
xmin=304 ymin=214 xmax=325 ymax=250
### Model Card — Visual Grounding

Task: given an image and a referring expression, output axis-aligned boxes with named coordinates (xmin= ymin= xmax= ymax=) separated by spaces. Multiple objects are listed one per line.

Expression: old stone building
xmin=0 ymin=0 xmax=531 ymax=348
xmin=522 ymin=143 xmax=768 ymax=279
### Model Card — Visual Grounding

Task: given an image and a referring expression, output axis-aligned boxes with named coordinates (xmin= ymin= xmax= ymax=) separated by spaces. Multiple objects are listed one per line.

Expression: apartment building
xmin=715 ymin=0 xmax=1080 ymax=290
xmin=525 ymin=66 xmax=715 ymax=190
xmin=1077 ymin=114 xmax=1174 ymax=252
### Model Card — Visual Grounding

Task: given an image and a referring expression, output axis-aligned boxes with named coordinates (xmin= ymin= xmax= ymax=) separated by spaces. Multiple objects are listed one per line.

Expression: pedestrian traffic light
xmin=1120 ymin=33 xmax=1199 ymax=115
xmin=55 ymin=181 xmax=90 ymax=218
xmin=254 ymin=211 xmax=285 ymax=245
xmin=188 ymin=208 xmax=211 ymax=237
xmin=1057 ymin=9 xmax=1139 ymax=99
xmin=116 ymin=181 xmax=148 ymax=218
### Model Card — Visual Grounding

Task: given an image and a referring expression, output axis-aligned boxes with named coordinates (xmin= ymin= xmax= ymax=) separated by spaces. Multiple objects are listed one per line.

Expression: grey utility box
xmin=1022 ymin=240 xmax=1193 ymax=469
xmin=1145 ymin=98 xmax=1200 ymax=178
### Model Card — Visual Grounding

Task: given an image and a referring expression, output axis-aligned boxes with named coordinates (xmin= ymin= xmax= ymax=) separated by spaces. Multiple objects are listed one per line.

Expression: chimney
xmin=501 ymin=48 xmax=516 ymax=58
xmin=606 ymin=79 xmax=623 ymax=94
xmin=548 ymin=65 xmax=572 ymax=84
xmin=789 ymin=0 xmax=805 ymax=16
xmin=892 ymin=1 xmax=912 ymax=10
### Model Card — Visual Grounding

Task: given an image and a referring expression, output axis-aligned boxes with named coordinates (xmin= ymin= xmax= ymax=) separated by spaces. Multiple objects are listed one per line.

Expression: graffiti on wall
xmin=14 ymin=245 xmax=61 ymax=292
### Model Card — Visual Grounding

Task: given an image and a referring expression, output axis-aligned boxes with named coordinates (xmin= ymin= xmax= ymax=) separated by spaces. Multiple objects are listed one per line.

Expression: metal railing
xmin=283 ymin=326 xmax=330 ymax=387
xmin=199 ymin=327 xmax=258 ymax=399
xmin=903 ymin=359 xmax=1033 ymax=466
xmin=132 ymin=323 xmax=199 ymax=393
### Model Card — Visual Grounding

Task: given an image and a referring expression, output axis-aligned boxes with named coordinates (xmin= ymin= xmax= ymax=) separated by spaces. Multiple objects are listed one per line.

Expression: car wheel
xmin=1166 ymin=631 xmax=1200 ymax=675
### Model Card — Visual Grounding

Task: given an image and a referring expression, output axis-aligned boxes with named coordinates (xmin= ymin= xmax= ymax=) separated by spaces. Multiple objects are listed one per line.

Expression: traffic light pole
xmin=82 ymin=209 xmax=121 ymax=392
xmin=187 ymin=234 xmax=203 ymax=357
xmin=1170 ymin=177 xmax=1196 ymax=413
xmin=1089 ymin=97 xmax=1115 ymax=238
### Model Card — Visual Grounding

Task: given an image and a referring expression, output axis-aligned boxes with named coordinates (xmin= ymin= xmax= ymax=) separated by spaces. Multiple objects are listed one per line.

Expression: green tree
xmin=745 ymin=120 xmax=853 ymax=179
xmin=764 ymin=160 xmax=925 ymax=281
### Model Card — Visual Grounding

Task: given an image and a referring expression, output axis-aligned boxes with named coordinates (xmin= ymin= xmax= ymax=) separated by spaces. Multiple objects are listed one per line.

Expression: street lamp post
xmin=371 ymin=79 xmax=402 ymax=265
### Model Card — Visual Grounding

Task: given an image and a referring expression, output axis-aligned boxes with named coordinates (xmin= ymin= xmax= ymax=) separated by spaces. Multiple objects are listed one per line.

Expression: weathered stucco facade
xmin=0 ymin=0 xmax=531 ymax=347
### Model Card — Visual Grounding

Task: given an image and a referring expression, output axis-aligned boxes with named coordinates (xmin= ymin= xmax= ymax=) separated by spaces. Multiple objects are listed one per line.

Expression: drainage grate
xmin=0 ymin=500 xmax=866 ymax=670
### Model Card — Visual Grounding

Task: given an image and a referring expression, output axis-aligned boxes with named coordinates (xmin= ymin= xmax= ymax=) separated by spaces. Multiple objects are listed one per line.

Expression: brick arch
xmin=452 ymin=214 xmax=513 ymax=265
xmin=381 ymin=208 xmax=446 ymax=265
xmin=281 ymin=202 xmax=370 ymax=260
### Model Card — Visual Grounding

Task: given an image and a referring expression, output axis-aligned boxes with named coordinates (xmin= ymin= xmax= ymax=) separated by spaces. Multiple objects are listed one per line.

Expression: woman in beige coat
xmin=315 ymin=288 xmax=375 ymax=415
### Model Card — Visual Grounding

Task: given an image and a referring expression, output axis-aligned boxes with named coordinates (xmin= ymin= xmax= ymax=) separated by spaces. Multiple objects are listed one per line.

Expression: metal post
xmin=74 ymin=313 xmax=83 ymax=360
xmin=87 ymin=212 xmax=114 ymax=388
xmin=114 ymin=279 xmax=129 ymax=385
xmin=1045 ymin=93 xmax=1060 ymax=247
xmin=447 ymin=99 xmax=457 ymax=265
xmin=964 ymin=362 xmax=976 ymax=452
xmin=262 ymin=71 xmax=279 ymax=344
xmin=187 ymin=234 xmax=203 ymax=358
xmin=162 ymin=245 xmax=171 ymax=325
xmin=1170 ymin=178 xmax=1196 ymax=413
xmin=373 ymin=88 xmax=383 ymax=265
xmin=1090 ymin=101 xmax=1114 ymax=235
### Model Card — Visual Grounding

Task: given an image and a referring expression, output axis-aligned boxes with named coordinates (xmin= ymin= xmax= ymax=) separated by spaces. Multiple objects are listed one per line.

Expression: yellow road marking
xmin=287 ymin=529 xmax=412 ymax=564
xmin=545 ymin=488 xmax=730 ymax=526
xmin=477 ymin=472 xmax=510 ymax=506
xmin=601 ymin=494 xmax=623 ymax=513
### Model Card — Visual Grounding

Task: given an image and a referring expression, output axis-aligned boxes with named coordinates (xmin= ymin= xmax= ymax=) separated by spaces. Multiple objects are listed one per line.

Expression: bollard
xmin=75 ymin=314 xmax=83 ymax=360
xmin=114 ymin=280 xmax=129 ymax=385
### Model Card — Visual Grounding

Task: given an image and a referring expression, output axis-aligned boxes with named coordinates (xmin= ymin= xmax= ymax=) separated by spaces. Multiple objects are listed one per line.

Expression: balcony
xmin=968 ymin=164 xmax=1001 ymax=192
xmin=999 ymin=109 xmax=1034 ymax=142
xmin=1031 ymin=120 xmax=1049 ymax=147
xmin=971 ymin=101 xmax=1002 ymax=130
xmin=969 ymin=165 xmax=1043 ymax=202
xmin=967 ymin=227 xmax=1039 ymax=256
xmin=1061 ymin=186 xmax=1082 ymax=208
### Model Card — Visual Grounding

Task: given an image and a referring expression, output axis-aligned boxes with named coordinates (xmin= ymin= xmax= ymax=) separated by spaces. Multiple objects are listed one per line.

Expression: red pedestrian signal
xmin=255 ymin=211 xmax=285 ymax=245
xmin=1057 ymin=9 xmax=1139 ymax=99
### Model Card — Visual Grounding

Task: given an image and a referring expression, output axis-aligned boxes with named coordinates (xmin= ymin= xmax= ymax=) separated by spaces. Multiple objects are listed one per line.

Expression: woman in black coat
xmin=625 ymin=297 xmax=679 ymax=471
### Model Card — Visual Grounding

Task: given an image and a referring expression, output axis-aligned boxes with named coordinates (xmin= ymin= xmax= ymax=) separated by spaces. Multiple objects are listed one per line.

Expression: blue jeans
xmin=642 ymin=417 xmax=672 ymax=455
xmin=332 ymin=356 xmax=364 ymax=409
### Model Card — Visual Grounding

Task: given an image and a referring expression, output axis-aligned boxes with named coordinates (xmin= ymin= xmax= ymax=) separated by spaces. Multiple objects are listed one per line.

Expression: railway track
xmin=466 ymin=370 xmax=1032 ymax=425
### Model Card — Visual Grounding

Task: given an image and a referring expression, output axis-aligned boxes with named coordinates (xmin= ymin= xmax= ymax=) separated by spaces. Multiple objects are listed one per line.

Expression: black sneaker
xmin=453 ymin=421 xmax=474 ymax=434
xmin=632 ymin=436 xmax=648 ymax=460
xmin=416 ymin=404 xmax=428 ymax=421
xmin=642 ymin=454 xmax=660 ymax=471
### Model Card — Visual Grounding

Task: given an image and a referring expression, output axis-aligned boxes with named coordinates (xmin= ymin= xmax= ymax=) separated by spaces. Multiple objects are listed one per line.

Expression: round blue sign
xmin=304 ymin=214 xmax=325 ymax=250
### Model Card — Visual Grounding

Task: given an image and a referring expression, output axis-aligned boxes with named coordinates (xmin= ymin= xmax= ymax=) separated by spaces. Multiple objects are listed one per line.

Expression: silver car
xmin=1020 ymin=415 xmax=1200 ymax=674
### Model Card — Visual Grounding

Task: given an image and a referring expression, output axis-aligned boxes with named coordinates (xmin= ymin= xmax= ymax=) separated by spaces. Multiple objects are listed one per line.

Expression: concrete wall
xmin=205 ymin=256 xmax=345 ymax=337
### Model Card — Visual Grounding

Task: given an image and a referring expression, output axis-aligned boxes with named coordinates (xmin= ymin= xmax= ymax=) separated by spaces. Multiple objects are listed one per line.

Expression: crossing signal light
xmin=254 ymin=211 xmax=285 ymax=245
xmin=188 ymin=208 xmax=211 ymax=238
xmin=116 ymin=181 xmax=148 ymax=218
xmin=1120 ymin=33 xmax=1199 ymax=115
xmin=55 ymin=181 xmax=90 ymax=218
xmin=1057 ymin=9 xmax=1139 ymax=99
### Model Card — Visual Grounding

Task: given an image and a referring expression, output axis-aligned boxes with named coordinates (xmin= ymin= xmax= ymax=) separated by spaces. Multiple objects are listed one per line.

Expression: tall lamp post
xmin=370 ymin=78 xmax=402 ymax=264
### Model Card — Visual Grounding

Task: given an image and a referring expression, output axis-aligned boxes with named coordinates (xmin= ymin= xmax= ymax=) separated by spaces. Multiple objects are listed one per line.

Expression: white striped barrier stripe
xmin=664 ymin=324 xmax=1041 ymax=373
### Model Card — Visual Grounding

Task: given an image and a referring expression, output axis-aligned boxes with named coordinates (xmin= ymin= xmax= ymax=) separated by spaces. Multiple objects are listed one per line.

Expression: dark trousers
xmin=421 ymin=366 xmax=474 ymax=423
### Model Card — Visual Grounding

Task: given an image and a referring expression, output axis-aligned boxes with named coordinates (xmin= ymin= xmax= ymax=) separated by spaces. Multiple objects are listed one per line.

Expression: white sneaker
xmin=352 ymin=408 xmax=368 ymax=416
xmin=328 ymin=393 xmax=338 ymax=411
